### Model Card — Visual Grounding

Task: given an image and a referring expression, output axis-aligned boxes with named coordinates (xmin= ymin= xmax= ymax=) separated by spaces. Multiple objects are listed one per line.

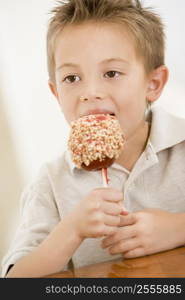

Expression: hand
xmin=69 ymin=188 xmax=124 ymax=239
xmin=101 ymin=208 xmax=185 ymax=258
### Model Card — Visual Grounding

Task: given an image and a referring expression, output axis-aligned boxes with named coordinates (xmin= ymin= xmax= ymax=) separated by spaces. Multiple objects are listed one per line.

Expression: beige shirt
xmin=2 ymin=105 xmax=185 ymax=277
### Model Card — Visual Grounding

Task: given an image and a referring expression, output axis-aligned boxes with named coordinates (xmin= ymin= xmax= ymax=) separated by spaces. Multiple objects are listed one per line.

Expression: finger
xmin=92 ymin=188 xmax=123 ymax=202
xmin=104 ymin=214 xmax=121 ymax=227
xmin=108 ymin=237 xmax=140 ymax=255
xmin=103 ymin=225 xmax=118 ymax=236
xmin=102 ymin=201 xmax=123 ymax=216
xmin=119 ymin=213 xmax=136 ymax=226
xmin=120 ymin=208 xmax=129 ymax=216
xmin=101 ymin=225 xmax=136 ymax=248
xmin=123 ymin=247 xmax=145 ymax=259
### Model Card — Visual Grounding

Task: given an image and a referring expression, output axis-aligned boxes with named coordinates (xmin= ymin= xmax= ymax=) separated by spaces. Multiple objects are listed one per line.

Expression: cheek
xmin=116 ymin=89 xmax=147 ymax=134
xmin=119 ymin=83 xmax=147 ymax=113
xmin=57 ymin=93 xmax=78 ymax=123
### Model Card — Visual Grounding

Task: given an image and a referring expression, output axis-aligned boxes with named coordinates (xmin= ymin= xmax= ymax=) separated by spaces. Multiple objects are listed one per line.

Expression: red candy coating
xmin=68 ymin=114 xmax=125 ymax=170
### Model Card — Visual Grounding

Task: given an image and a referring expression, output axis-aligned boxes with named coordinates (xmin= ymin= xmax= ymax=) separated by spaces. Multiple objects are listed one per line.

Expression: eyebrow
xmin=56 ymin=63 xmax=79 ymax=71
xmin=56 ymin=57 xmax=129 ymax=71
xmin=101 ymin=58 xmax=129 ymax=65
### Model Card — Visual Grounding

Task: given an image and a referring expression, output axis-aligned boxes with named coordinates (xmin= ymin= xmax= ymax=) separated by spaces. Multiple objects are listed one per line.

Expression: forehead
xmin=54 ymin=21 xmax=139 ymax=66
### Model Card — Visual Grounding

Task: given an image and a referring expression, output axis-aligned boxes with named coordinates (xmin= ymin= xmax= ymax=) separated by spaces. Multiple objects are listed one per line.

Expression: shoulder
xmin=25 ymin=152 xmax=67 ymax=190
xmin=44 ymin=150 xmax=74 ymax=184
xmin=20 ymin=152 xmax=70 ymax=209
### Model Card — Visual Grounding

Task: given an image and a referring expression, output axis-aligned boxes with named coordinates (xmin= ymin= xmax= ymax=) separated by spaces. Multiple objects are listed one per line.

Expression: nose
xmin=80 ymin=92 xmax=106 ymax=102
xmin=79 ymin=78 xmax=107 ymax=102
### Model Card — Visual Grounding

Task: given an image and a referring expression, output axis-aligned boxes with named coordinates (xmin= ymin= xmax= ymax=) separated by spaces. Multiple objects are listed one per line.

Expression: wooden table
xmin=47 ymin=247 xmax=185 ymax=278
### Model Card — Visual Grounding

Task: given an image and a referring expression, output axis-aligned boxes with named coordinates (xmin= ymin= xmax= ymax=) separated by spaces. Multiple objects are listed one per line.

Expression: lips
xmin=80 ymin=109 xmax=115 ymax=118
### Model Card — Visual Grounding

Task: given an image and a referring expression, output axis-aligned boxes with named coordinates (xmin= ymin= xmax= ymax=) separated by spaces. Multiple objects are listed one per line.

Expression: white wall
xmin=0 ymin=0 xmax=185 ymax=273
xmin=146 ymin=0 xmax=185 ymax=117
xmin=0 ymin=0 xmax=69 ymax=184
xmin=0 ymin=89 xmax=23 ymax=273
xmin=0 ymin=0 xmax=70 ymax=274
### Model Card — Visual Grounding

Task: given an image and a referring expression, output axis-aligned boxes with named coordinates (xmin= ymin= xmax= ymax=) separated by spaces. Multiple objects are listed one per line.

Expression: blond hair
xmin=47 ymin=0 xmax=165 ymax=81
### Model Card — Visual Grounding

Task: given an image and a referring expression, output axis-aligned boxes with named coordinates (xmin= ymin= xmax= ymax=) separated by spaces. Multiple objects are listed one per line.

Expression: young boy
xmin=2 ymin=0 xmax=185 ymax=277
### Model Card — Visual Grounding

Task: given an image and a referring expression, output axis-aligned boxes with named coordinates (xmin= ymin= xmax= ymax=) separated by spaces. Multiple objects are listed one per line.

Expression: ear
xmin=48 ymin=80 xmax=59 ymax=100
xmin=48 ymin=80 xmax=63 ymax=112
xmin=146 ymin=65 xmax=169 ymax=103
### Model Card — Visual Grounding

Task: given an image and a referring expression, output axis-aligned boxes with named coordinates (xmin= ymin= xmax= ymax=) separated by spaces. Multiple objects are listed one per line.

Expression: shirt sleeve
xmin=1 ymin=165 xmax=61 ymax=277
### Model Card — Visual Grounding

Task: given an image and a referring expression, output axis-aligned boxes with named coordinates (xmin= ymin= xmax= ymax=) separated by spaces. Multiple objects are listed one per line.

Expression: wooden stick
xmin=101 ymin=167 xmax=129 ymax=214
xmin=102 ymin=168 xmax=109 ymax=187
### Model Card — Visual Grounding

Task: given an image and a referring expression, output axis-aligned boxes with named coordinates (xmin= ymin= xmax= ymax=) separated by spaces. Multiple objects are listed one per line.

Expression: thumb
xmin=119 ymin=213 xmax=136 ymax=227
xmin=120 ymin=206 xmax=129 ymax=216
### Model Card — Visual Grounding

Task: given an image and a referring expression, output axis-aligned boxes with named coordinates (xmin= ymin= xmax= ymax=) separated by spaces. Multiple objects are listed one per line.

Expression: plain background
xmin=0 ymin=0 xmax=185 ymax=274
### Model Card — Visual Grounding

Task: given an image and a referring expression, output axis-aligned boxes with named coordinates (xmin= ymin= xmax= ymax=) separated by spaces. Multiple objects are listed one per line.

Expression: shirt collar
xmin=65 ymin=149 xmax=130 ymax=175
xmin=66 ymin=105 xmax=185 ymax=174
xmin=149 ymin=105 xmax=185 ymax=152
xmin=65 ymin=149 xmax=76 ymax=174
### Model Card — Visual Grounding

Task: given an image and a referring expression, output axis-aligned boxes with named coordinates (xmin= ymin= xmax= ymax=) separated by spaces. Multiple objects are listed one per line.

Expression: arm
xmin=101 ymin=209 xmax=185 ymax=258
xmin=7 ymin=188 xmax=123 ymax=277
xmin=7 ymin=216 xmax=83 ymax=278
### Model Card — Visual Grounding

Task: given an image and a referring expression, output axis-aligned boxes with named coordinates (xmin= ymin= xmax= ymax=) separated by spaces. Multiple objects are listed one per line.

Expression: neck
xmin=115 ymin=121 xmax=150 ymax=171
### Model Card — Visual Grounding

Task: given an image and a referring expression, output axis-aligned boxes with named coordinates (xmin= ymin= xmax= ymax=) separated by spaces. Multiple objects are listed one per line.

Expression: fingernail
xmin=121 ymin=207 xmax=129 ymax=215
xmin=121 ymin=210 xmax=129 ymax=216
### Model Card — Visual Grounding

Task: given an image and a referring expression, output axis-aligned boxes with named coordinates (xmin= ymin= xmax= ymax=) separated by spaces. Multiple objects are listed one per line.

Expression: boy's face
xmin=50 ymin=22 xmax=162 ymax=141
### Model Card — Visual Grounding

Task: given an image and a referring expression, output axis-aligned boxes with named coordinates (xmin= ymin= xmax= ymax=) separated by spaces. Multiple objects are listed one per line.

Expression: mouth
xmin=81 ymin=109 xmax=115 ymax=118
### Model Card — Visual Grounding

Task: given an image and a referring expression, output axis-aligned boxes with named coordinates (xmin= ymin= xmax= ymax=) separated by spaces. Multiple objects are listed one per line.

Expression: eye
xmin=105 ymin=71 xmax=122 ymax=78
xmin=63 ymin=75 xmax=80 ymax=83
